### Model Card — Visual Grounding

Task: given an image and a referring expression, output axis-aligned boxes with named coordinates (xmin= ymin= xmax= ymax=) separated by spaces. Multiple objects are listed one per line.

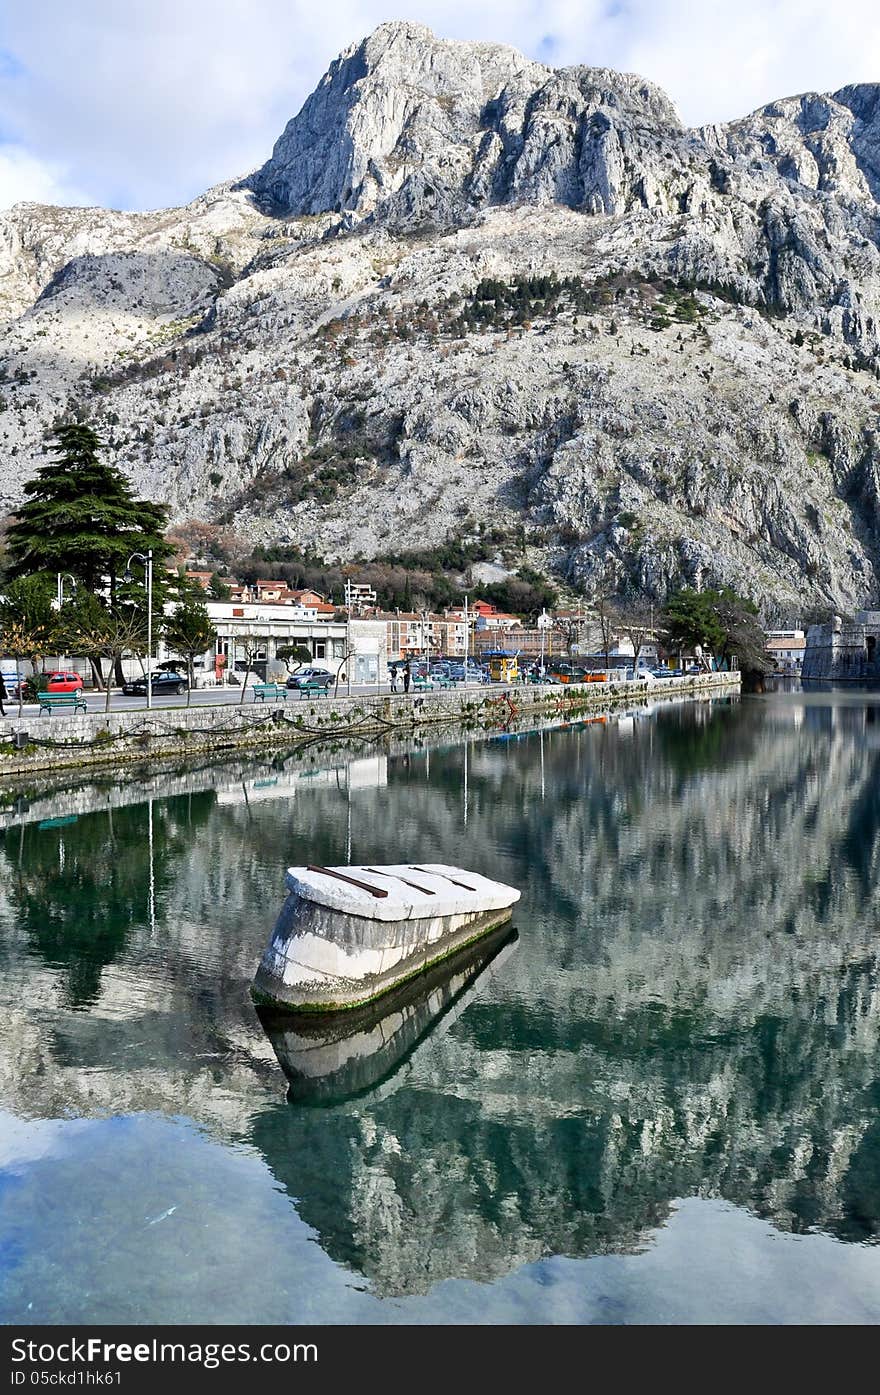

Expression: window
xmin=314 ymin=642 xmax=326 ymax=659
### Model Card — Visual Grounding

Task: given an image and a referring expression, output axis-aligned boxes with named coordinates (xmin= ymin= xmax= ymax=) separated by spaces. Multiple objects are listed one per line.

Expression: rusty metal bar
xmin=365 ymin=868 xmax=436 ymax=895
xmin=306 ymin=865 xmax=388 ymax=897
xmin=411 ymin=866 xmax=477 ymax=891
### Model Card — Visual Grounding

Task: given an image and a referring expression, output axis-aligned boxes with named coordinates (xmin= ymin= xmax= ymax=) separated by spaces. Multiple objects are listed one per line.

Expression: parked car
xmin=286 ymin=667 xmax=335 ymax=691
xmin=122 ymin=670 xmax=188 ymax=696
xmin=44 ymin=670 xmax=85 ymax=693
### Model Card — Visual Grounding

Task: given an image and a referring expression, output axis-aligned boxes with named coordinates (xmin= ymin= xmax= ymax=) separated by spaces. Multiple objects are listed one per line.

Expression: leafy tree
xmin=712 ymin=590 xmax=772 ymax=674
xmin=662 ymin=587 xmax=770 ymax=674
xmin=662 ymin=588 xmax=726 ymax=657
xmin=0 ymin=576 xmax=58 ymax=716
xmin=163 ymin=596 xmax=215 ymax=705
xmin=276 ymin=644 xmax=313 ymax=673
xmin=5 ymin=422 xmax=173 ymax=597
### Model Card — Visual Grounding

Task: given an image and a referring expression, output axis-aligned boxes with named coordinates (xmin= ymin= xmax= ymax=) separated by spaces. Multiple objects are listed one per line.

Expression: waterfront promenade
xmin=0 ymin=672 xmax=739 ymax=778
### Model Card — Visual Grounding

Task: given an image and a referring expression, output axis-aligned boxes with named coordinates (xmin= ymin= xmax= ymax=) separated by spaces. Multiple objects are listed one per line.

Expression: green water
xmin=2 ymin=688 xmax=880 ymax=1324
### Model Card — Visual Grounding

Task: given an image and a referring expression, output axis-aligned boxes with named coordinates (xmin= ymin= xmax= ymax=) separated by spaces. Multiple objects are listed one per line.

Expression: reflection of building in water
xmin=215 ymin=756 xmax=388 ymax=806
xmin=2 ymin=698 xmax=880 ymax=1295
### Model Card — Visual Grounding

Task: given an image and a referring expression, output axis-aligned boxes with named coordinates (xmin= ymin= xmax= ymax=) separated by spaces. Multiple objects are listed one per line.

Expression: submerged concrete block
xmin=252 ymin=863 xmax=521 ymax=1012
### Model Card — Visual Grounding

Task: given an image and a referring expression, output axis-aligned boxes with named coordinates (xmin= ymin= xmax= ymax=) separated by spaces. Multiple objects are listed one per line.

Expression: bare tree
xmin=235 ymin=631 xmax=267 ymax=704
xmin=594 ymin=594 xmax=616 ymax=669
xmin=71 ymin=607 xmax=148 ymax=712
xmin=617 ymin=600 xmax=654 ymax=671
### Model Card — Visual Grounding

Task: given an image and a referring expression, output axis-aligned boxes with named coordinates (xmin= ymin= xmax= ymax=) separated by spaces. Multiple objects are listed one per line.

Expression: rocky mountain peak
xmin=3 ymin=23 xmax=880 ymax=617
xmin=715 ymin=83 xmax=880 ymax=204
xmin=247 ymin=20 xmax=682 ymax=223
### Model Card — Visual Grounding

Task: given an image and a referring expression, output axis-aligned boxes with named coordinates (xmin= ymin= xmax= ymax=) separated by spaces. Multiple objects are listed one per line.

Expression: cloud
xmin=0 ymin=144 xmax=91 ymax=209
xmin=0 ymin=1 xmax=876 ymax=213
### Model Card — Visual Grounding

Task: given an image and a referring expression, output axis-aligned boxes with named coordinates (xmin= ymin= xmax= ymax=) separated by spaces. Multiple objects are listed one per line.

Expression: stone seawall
xmin=0 ymin=673 xmax=739 ymax=779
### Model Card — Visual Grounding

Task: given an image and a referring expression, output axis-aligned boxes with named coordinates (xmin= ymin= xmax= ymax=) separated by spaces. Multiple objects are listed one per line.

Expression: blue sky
xmin=0 ymin=1 xmax=877 ymax=212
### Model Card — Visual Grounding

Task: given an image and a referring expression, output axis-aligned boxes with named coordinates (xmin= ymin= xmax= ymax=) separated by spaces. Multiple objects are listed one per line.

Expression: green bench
xmin=39 ymin=692 xmax=88 ymax=716
xmin=295 ymin=679 xmax=331 ymax=697
xmin=252 ymin=683 xmax=288 ymax=703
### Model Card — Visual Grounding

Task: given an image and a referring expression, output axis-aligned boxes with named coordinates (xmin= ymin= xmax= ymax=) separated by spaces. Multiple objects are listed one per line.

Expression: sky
xmin=0 ymin=1 xmax=877 ymax=213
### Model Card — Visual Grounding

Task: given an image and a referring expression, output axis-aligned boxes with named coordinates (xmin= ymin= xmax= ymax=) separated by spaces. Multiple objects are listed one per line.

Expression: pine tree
xmin=6 ymin=423 xmax=173 ymax=595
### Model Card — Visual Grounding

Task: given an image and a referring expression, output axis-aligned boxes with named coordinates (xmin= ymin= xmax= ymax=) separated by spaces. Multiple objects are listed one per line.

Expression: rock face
xmin=3 ymin=20 xmax=880 ymax=615
xmin=248 ymin=21 xmax=681 ymax=223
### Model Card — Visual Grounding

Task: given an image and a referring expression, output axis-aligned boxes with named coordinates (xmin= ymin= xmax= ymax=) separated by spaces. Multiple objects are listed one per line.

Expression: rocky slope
xmin=2 ymin=20 xmax=880 ymax=615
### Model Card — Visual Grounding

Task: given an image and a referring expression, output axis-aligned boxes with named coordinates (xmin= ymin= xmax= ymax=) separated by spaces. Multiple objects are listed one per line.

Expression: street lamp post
xmin=55 ymin=573 xmax=76 ymax=667
xmin=537 ymin=608 xmax=552 ymax=679
xmin=463 ymin=593 xmax=469 ymax=674
xmin=124 ymin=549 xmax=154 ymax=709
xmin=344 ymin=578 xmax=352 ymax=695
xmin=56 ymin=572 xmax=77 ymax=611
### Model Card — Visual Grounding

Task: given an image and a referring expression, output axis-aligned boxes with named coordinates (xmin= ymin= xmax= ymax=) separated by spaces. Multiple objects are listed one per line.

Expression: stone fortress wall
xmin=802 ymin=610 xmax=880 ymax=680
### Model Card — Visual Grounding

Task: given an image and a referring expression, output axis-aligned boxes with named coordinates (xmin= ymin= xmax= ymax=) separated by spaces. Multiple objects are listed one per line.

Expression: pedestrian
xmin=390 ymin=668 xmax=398 ymax=693
xmin=403 ymin=664 xmax=411 ymax=694
xmin=0 ymin=669 xmax=6 ymax=717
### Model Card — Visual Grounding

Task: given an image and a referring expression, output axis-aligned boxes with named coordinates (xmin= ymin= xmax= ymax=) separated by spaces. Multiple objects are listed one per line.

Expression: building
xmin=606 ymin=637 xmax=659 ymax=667
xmin=802 ymin=612 xmax=880 ymax=681
xmin=185 ymin=570 xmax=215 ymax=591
xmin=344 ymin=581 xmax=378 ymax=614
xmin=765 ymin=630 xmax=806 ymax=672
xmin=157 ymin=601 xmax=387 ymax=685
xmin=380 ymin=611 xmax=468 ymax=661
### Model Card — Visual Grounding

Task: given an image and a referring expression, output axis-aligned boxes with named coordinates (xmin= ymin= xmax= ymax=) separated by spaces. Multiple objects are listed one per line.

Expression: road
xmin=2 ymin=680 xmax=493 ymax=718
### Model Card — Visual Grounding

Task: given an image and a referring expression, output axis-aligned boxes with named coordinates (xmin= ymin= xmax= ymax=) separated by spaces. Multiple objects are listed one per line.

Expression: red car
xmin=45 ymin=671 xmax=85 ymax=693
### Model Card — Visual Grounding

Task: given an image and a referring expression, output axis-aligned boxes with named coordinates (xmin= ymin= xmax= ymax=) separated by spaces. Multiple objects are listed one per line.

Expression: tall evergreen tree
xmin=6 ymin=423 xmax=173 ymax=595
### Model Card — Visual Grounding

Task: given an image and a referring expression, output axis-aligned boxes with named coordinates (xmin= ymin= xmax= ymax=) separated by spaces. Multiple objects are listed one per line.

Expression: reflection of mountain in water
xmin=2 ymin=696 xmax=880 ymax=1293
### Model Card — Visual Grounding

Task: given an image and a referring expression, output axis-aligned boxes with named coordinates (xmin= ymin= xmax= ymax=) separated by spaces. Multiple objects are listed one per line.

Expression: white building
xmin=765 ymin=630 xmax=806 ymax=672
xmin=158 ymin=602 xmax=388 ymax=685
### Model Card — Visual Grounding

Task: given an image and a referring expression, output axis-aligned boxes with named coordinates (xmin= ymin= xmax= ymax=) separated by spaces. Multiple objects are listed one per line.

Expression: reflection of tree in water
xmin=652 ymin=698 xmax=757 ymax=778
xmin=1 ymin=794 xmax=214 ymax=1007
xmin=839 ymin=751 xmax=880 ymax=891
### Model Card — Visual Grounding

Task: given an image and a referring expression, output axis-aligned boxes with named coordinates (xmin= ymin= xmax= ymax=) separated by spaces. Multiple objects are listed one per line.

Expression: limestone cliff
xmin=3 ymin=21 xmax=880 ymax=614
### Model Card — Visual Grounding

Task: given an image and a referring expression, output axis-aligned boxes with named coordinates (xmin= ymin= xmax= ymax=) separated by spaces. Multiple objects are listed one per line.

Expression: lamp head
xmin=123 ymin=570 xmax=133 ymax=584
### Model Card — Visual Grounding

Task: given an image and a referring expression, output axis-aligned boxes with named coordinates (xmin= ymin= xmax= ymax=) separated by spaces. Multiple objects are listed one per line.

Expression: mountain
xmin=2 ymin=20 xmax=880 ymax=615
